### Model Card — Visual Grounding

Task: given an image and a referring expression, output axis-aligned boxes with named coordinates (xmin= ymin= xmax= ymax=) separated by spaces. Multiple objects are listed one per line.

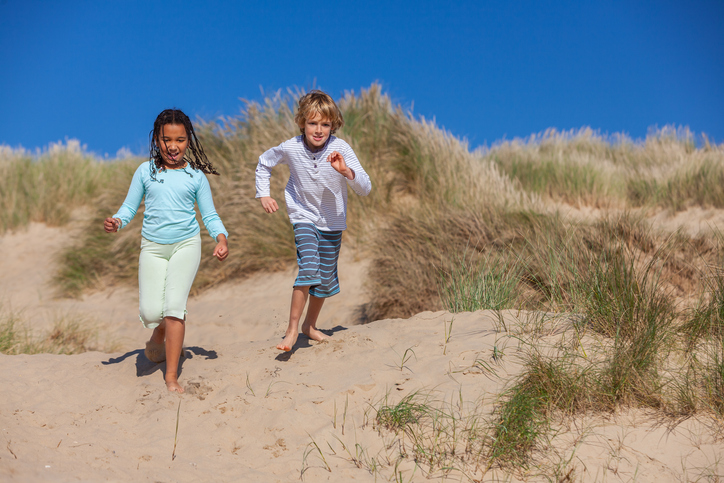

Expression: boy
xmin=255 ymin=90 xmax=372 ymax=351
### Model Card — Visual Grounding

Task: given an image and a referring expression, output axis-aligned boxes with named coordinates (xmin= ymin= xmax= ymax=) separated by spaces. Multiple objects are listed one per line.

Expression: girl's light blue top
xmin=113 ymin=161 xmax=228 ymax=244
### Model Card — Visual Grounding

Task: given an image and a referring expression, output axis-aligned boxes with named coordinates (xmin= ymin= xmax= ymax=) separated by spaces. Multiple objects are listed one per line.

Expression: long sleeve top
xmin=255 ymin=136 xmax=372 ymax=231
xmin=113 ymin=161 xmax=228 ymax=244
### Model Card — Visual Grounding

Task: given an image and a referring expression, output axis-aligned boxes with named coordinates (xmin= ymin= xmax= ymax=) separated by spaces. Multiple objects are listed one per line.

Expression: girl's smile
xmin=303 ymin=113 xmax=332 ymax=152
xmin=157 ymin=123 xmax=189 ymax=169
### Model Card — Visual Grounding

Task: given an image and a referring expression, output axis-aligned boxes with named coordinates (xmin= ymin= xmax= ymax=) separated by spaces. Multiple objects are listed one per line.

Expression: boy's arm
xmin=329 ymin=146 xmax=371 ymax=196
xmin=255 ymin=143 xmax=286 ymax=212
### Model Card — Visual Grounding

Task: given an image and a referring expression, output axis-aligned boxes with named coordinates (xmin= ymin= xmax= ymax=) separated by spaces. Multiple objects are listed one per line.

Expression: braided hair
xmin=149 ymin=109 xmax=219 ymax=181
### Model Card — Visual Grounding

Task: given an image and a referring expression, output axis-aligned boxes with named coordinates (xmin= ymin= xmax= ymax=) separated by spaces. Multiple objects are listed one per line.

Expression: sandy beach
xmin=1 ymin=221 xmax=723 ymax=482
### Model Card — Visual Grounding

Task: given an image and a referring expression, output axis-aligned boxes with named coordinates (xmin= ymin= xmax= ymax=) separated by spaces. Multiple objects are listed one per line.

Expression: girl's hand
xmin=260 ymin=196 xmax=278 ymax=213
xmin=327 ymin=151 xmax=355 ymax=180
xmin=104 ymin=217 xmax=120 ymax=233
xmin=213 ymin=235 xmax=229 ymax=261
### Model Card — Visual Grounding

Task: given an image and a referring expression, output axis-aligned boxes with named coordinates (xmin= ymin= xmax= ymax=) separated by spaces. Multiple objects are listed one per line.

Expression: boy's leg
xmin=301 ymin=295 xmax=328 ymax=342
xmin=164 ymin=316 xmax=185 ymax=393
xmin=278 ymin=224 xmax=321 ymax=352
xmin=277 ymin=285 xmax=309 ymax=351
xmin=302 ymin=229 xmax=341 ymax=342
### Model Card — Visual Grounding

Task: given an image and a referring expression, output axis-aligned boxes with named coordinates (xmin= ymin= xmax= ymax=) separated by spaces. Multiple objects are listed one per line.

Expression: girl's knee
xmin=139 ymin=306 xmax=164 ymax=329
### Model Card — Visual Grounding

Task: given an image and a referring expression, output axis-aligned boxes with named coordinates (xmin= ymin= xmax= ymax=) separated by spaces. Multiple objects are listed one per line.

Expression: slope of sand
xmin=1 ymin=222 xmax=723 ymax=481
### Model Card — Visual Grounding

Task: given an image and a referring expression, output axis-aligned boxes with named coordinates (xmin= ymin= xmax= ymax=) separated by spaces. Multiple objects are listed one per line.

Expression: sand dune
xmin=1 ymin=222 xmax=723 ymax=481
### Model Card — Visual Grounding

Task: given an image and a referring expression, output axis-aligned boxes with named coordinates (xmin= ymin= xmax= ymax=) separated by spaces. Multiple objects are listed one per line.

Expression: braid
xmin=149 ymin=109 xmax=219 ymax=181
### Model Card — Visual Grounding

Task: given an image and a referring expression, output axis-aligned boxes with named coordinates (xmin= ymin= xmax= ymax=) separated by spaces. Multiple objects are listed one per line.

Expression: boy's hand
xmin=327 ymin=151 xmax=355 ymax=180
xmin=104 ymin=217 xmax=120 ymax=233
xmin=260 ymin=196 xmax=278 ymax=213
xmin=213 ymin=234 xmax=229 ymax=261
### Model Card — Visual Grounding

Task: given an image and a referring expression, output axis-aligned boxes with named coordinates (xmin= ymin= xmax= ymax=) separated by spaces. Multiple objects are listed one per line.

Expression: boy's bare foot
xmin=302 ymin=324 xmax=329 ymax=343
xmin=165 ymin=376 xmax=184 ymax=393
xmin=276 ymin=331 xmax=298 ymax=352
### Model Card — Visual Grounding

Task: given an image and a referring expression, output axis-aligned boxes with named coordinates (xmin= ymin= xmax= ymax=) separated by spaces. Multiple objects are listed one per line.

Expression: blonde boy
xmin=255 ymin=91 xmax=372 ymax=351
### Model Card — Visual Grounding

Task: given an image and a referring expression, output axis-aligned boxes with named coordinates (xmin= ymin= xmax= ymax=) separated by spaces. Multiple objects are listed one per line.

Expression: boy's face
xmin=302 ymin=112 xmax=332 ymax=151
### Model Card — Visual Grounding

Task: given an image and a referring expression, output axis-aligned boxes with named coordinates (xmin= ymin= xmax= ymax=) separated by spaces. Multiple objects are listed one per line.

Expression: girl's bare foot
xmin=276 ymin=331 xmax=298 ymax=352
xmin=302 ymin=324 xmax=329 ymax=342
xmin=145 ymin=340 xmax=166 ymax=363
xmin=165 ymin=375 xmax=184 ymax=393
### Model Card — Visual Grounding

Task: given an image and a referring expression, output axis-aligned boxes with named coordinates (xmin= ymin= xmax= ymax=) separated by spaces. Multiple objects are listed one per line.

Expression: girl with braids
xmin=104 ymin=108 xmax=228 ymax=393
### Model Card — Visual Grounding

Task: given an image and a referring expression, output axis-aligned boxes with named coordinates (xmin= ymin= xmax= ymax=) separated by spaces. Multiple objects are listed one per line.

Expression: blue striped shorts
xmin=293 ymin=223 xmax=342 ymax=298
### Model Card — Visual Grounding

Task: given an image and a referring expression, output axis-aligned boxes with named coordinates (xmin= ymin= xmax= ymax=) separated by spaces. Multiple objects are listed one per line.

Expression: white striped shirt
xmin=255 ymin=135 xmax=372 ymax=231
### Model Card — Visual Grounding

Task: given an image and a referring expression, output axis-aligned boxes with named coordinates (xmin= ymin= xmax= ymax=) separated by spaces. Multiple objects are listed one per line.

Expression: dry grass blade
xmin=172 ymin=399 xmax=181 ymax=461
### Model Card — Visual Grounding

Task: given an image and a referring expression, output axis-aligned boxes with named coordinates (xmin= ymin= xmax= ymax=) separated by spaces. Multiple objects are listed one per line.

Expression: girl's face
xmin=302 ymin=112 xmax=332 ymax=151
xmin=157 ymin=123 xmax=189 ymax=168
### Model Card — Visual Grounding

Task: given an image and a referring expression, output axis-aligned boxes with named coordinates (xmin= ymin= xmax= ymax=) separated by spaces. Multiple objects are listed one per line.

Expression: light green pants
xmin=138 ymin=233 xmax=201 ymax=329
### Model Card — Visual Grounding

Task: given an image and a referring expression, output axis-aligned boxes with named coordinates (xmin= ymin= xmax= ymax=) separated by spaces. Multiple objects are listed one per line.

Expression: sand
xmin=1 ymin=222 xmax=723 ymax=481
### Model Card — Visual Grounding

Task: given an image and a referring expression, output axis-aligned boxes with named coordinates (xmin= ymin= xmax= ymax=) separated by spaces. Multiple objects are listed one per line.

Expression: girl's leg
xmin=163 ymin=316 xmax=185 ymax=393
xmin=138 ymin=239 xmax=168 ymax=330
xmin=139 ymin=239 xmax=169 ymax=363
xmin=163 ymin=235 xmax=201 ymax=392
xmin=277 ymin=285 xmax=309 ymax=351
xmin=301 ymin=295 xmax=328 ymax=342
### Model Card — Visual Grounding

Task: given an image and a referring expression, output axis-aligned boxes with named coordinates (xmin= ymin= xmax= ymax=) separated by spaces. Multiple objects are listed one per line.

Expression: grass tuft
xmin=0 ymin=308 xmax=115 ymax=355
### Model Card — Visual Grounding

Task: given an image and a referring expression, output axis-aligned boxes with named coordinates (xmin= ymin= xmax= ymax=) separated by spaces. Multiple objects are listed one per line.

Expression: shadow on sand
xmin=102 ymin=346 xmax=218 ymax=378
xmin=274 ymin=325 xmax=347 ymax=362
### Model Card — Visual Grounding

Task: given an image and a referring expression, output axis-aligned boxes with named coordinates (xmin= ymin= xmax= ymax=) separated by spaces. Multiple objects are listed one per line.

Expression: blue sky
xmin=1 ymin=0 xmax=722 ymax=157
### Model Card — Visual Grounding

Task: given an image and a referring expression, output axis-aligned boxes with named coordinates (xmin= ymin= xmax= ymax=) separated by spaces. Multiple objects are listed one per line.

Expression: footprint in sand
xmin=185 ymin=381 xmax=213 ymax=400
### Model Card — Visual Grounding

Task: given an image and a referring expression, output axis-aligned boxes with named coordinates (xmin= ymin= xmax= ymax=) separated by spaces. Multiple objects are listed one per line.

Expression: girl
xmin=104 ymin=109 xmax=228 ymax=393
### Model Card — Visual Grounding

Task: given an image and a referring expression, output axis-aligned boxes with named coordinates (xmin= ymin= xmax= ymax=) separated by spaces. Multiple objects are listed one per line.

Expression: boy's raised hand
xmin=327 ymin=151 xmax=355 ymax=180
xmin=260 ymin=196 xmax=278 ymax=213
xmin=104 ymin=217 xmax=120 ymax=233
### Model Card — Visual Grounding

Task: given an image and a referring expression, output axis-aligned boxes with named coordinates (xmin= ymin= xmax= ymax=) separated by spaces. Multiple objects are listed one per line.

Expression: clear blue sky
xmin=1 ymin=0 xmax=722 ymax=157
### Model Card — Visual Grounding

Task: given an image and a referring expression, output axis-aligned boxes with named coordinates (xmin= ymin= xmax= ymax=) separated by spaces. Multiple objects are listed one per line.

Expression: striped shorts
xmin=293 ymin=223 xmax=342 ymax=298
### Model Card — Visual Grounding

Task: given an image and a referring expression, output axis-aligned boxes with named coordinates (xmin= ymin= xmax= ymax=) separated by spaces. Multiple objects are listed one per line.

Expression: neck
xmin=303 ymin=135 xmax=327 ymax=153
xmin=161 ymin=161 xmax=187 ymax=170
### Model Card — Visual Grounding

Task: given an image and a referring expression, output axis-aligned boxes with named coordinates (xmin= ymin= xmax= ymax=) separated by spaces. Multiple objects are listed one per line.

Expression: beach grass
xmin=0 ymin=307 xmax=116 ymax=355
xmin=0 ymin=141 xmax=141 ymax=234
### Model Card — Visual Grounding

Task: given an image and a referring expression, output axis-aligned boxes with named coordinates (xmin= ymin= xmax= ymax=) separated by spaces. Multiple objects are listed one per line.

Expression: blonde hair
xmin=295 ymin=90 xmax=345 ymax=134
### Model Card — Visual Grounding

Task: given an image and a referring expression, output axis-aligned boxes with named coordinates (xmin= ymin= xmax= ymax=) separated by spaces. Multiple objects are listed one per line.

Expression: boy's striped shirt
xmin=255 ymin=135 xmax=371 ymax=231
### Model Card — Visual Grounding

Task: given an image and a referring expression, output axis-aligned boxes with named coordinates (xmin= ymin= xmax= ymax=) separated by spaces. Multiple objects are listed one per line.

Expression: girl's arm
xmin=105 ymin=164 xmax=146 ymax=232
xmin=103 ymin=217 xmax=121 ymax=232
xmin=196 ymin=174 xmax=229 ymax=255
xmin=212 ymin=234 xmax=228 ymax=261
